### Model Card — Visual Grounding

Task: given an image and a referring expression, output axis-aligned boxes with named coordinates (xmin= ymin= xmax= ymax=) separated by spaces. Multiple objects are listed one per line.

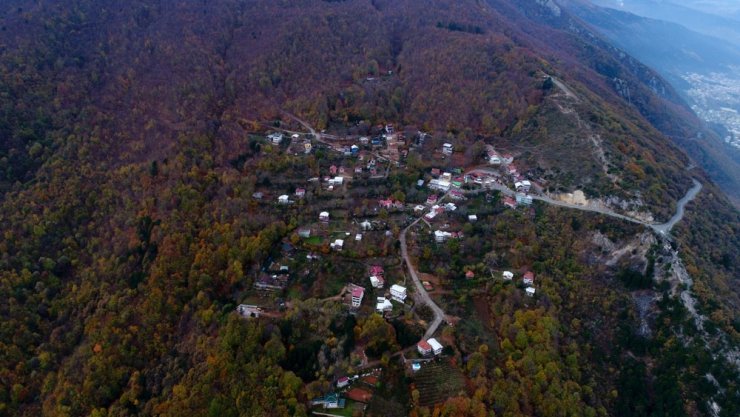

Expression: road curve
xmin=400 ymin=218 xmax=446 ymax=339
xmin=465 ymin=168 xmax=702 ymax=236
xmin=652 ymin=179 xmax=702 ymax=235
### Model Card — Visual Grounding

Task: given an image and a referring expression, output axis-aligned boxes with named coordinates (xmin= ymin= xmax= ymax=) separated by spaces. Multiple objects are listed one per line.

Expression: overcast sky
xmin=681 ymin=1 xmax=740 ymax=14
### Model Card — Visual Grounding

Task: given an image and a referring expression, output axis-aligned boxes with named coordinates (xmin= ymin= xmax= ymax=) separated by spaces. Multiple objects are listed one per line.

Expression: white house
xmin=351 ymin=286 xmax=364 ymax=307
xmin=304 ymin=142 xmax=312 ymax=154
xmin=468 ymin=214 xmax=478 ymax=222
xmin=429 ymin=179 xmax=451 ymax=192
xmin=237 ymin=304 xmax=261 ymax=318
xmin=370 ymin=275 xmax=385 ymax=289
xmin=390 ymin=284 xmax=407 ymax=302
xmin=331 ymin=176 xmax=344 ymax=186
xmin=361 ymin=220 xmax=373 ymax=231
xmin=515 ymin=180 xmax=532 ymax=192
xmin=376 ymin=297 xmax=393 ymax=313
xmin=278 ymin=195 xmax=290 ymax=204
xmin=331 ymin=239 xmax=344 ymax=251
xmin=503 ymin=271 xmax=514 ymax=281
xmin=442 ymin=143 xmax=453 ymax=155
xmin=268 ymin=132 xmax=284 ymax=144
xmin=428 ymin=338 xmax=444 ymax=355
xmin=526 ymin=287 xmax=536 ymax=297
xmin=417 ymin=340 xmax=433 ymax=356
xmin=355 ymin=234 xmax=362 ymax=241
xmin=434 ymin=230 xmax=452 ymax=243
xmin=319 ymin=211 xmax=330 ymax=222
xmin=489 ymin=154 xmax=502 ymax=165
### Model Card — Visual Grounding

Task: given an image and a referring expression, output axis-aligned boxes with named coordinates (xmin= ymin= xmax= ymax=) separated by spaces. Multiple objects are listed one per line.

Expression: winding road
xmin=466 ymin=168 xmax=702 ymax=235
xmin=400 ymin=217 xmax=446 ymax=340
xmin=399 ymin=172 xmax=702 ymax=340
xmin=652 ymin=179 xmax=703 ymax=234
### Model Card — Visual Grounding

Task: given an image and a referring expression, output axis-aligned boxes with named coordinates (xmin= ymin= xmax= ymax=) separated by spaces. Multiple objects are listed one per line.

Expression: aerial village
xmin=241 ymin=122 xmax=547 ymax=416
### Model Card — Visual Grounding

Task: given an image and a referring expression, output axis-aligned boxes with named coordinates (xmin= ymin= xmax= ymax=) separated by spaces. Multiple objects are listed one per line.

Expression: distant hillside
xmin=592 ymin=0 xmax=740 ymax=47
xmin=564 ymin=1 xmax=740 ymax=75
xmin=559 ymin=0 xmax=740 ymax=207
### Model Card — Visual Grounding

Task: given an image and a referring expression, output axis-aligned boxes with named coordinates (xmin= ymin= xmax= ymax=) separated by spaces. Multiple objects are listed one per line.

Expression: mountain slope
xmin=0 ymin=1 xmax=737 ymax=416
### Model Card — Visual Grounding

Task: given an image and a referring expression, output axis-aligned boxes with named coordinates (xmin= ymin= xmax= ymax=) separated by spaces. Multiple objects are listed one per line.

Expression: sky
xmin=656 ymin=0 xmax=740 ymax=15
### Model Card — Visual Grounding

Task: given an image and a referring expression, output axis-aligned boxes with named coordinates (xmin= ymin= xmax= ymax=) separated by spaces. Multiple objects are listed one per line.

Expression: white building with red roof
xmin=351 ymin=287 xmax=365 ymax=307
xmin=417 ymin=340 xmax=433 ymax=356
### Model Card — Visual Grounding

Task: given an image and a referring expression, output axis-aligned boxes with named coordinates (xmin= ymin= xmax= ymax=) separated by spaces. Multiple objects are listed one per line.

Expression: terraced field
xmin=412 ymin=360 xmax=467 ymax=407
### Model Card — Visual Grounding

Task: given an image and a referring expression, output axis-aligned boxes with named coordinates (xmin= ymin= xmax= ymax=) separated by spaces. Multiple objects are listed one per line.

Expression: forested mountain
xmin=0 ymin=1 xmax=737 ymax=416
xmin=559 ymin=0 xmax=740 ymax=206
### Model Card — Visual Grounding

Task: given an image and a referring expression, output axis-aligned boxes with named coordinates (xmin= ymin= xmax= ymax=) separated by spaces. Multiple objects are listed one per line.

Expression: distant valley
xmin=581 ymin=0 xmax=740 ymax=150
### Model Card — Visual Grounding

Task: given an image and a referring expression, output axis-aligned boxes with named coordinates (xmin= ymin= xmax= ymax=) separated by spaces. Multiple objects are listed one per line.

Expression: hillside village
xmin=4 ymin=1 xmax=740 ymax=416
xmin=235 ymin=118 xmax=661 ymax=416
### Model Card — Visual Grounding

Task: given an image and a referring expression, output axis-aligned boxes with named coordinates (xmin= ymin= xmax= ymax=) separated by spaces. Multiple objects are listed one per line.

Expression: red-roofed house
xmin=362 ymin=375 xmax=379 ymax=387
xmin=426 ymin=194 xmax=438 ymax=205
xmin=337 ymin=376 xmax=350 ymax=388
xmin=330 ymin=165 xmax=338 ymax=175
xmin=370 ymin=265 xmax=384 ymax=276
xmin=466 ymin=270 xmax=475 ymax=279
xmin=295 ymin=188 xmax=306 ymax=198
xmin=379 ymin=199 xmax=393 ymax=209
xmin=431 ymin=168 xmax=441 ymax=177
xmin=351 ymin=287 xmax=365 ymax=307
xmin=508 ymin=164 xmax=517 ymax=175
xmin=523 ymin=271 xmax=535 ymax=285
xmin=504 ymin=197 xmax=517 ymax=209
xmin=449 ymin=190 xmax=465 ymax=200
xmin=346 ymin=388 xmax=373 ymax=403
xmin=417 ymin=340 xmax=433 ymax=356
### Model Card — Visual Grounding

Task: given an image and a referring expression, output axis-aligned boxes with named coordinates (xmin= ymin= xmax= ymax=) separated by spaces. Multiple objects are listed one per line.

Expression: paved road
xmin=400 ymin=217 xmax=446 ymax=340
xmin=465 ymin=168 xmax=702 ymax=236
xmin=652 ymin=179 xmax=702 ymax=235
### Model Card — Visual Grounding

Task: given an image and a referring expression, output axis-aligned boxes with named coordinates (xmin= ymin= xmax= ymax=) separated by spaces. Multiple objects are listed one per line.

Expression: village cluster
xmin=239 ymin=123 xmax=542 ymax=414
